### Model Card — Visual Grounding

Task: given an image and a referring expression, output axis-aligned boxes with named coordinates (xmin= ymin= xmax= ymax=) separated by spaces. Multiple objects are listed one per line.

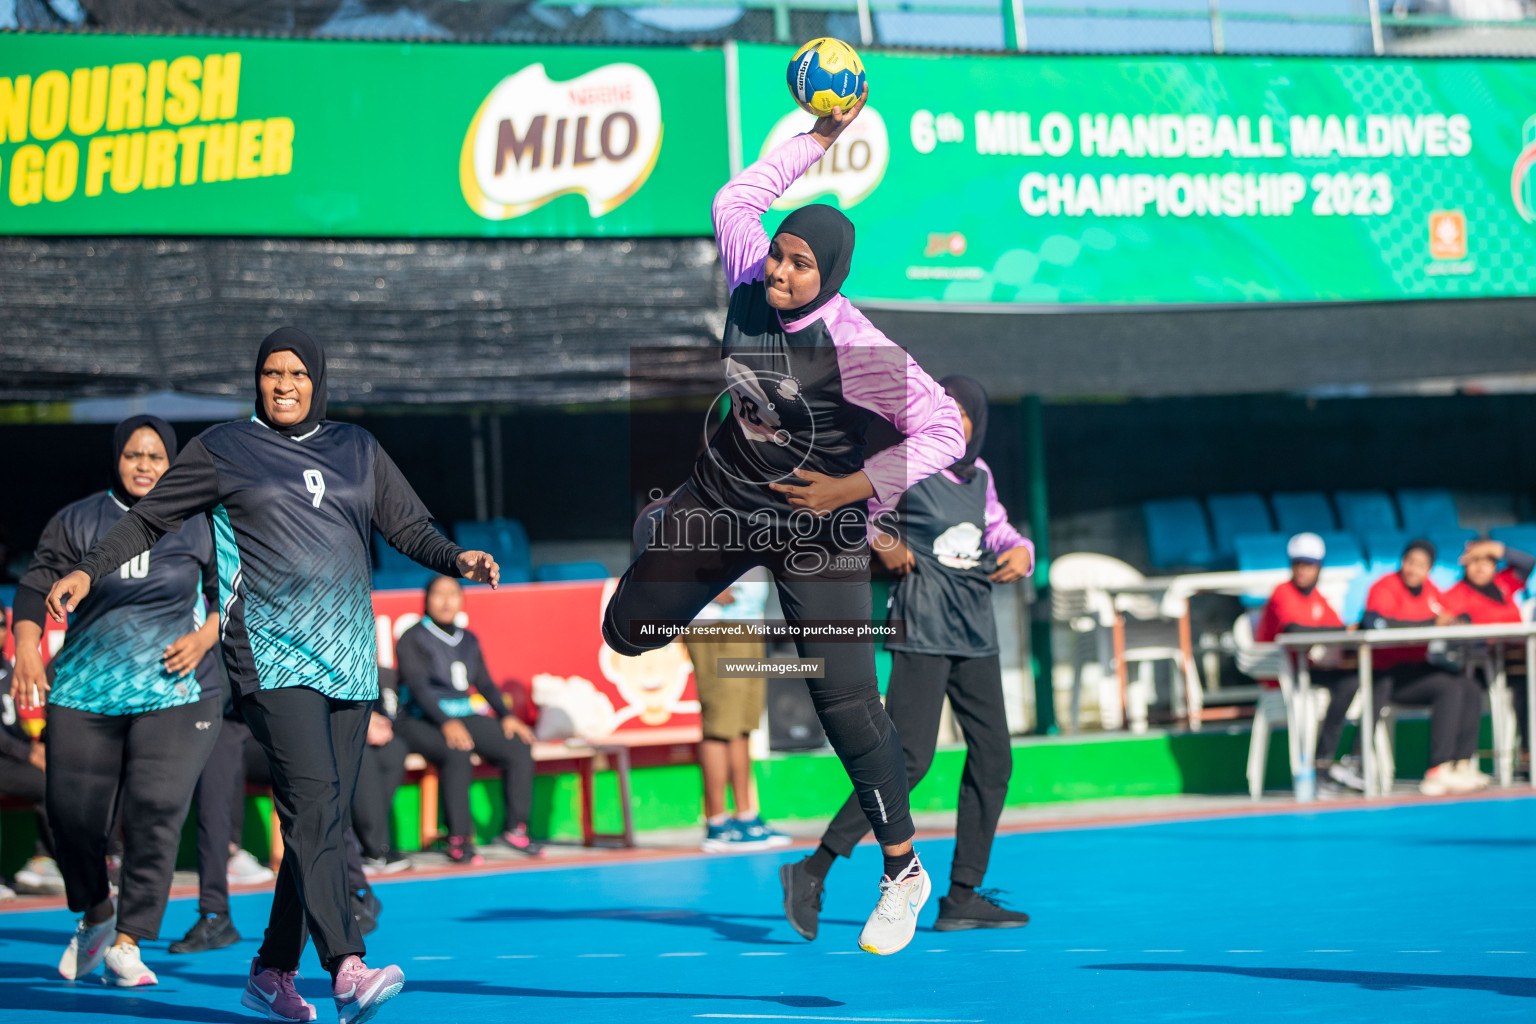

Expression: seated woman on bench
xmin=394 ymin=576 xmax=542 ymax=864
xmin=1441 ymin=538 xmax=1535 ymax=772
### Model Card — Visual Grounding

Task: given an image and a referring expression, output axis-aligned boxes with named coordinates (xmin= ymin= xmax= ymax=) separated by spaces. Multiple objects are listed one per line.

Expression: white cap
xmin=1287 ymin=532 xmax=1326 ymax=564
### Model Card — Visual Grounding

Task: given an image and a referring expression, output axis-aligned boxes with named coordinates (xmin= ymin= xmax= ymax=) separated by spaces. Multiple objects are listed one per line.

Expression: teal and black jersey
xmin=77 ymin=418 xmax=463 ymax=702
xmin=15 ymin=490 xmax=218 ymax=715
xmin=395 ymin=619 xmax=510 ymax=725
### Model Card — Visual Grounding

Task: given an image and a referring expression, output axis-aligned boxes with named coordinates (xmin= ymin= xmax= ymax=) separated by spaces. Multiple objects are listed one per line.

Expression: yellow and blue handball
xmin=787 ymin=38 xmax=865 ymax=117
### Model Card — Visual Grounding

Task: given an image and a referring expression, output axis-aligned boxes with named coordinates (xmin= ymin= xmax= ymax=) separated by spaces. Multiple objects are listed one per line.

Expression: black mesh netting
xmin=0 ymin=235 xmax=727 ymax=405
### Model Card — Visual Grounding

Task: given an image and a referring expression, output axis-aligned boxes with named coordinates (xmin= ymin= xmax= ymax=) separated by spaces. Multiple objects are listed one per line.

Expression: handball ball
xmin=787 ymin=38 xmax=865 ymax=117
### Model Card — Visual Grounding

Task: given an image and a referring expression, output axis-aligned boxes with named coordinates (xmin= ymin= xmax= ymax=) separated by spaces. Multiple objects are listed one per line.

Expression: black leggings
xmin=1311 ymin=669 xmax=1394 ymax=765
xmin=602 ymin=487 xmax=912 ymax=850
xmin=351 ymin=736 xmax=409 ymax=860
xmin=46 ymin=698 xmax=220 ymax=940
xmin=0 ymin=754 xmax=54 ymax=858
xmin=395 ymin=715 xmax=531 ymax=839
xmin=193 ymin=716 xmax=250 ymax=916
xmin=1380 ymin=664 xmax=1483 ymax=766
xmin=821 ymin=652 xmax=1011 ymax=887
xmin=239 ymin=686 xmax=370 ymax=974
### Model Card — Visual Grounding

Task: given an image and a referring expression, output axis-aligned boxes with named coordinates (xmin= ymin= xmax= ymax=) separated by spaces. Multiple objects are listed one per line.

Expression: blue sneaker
xmin=701 ymin=819 xmax=744 ymax=852
xmin=736 ymin=815 xmax=792 ymax=847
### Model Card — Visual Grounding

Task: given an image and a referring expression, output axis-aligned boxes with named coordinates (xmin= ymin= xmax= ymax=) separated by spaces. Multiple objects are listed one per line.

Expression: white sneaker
xmin=0 ymin=883 xmax=15 ymax=900
xmin=59 ymin=911 xmax=117 ymax=980
xmin=1326 ymin=761 xmax=1367 ymax=793
xmin=858 ymin=855 xmax=932 ymax=956
xmin=228 ymin=848 xmax=276 ymax=885
xmin=14 ymin=856 xmax=66 ymax=895
xmin=103 ymin=942 xmax=158 ymax=987
xmin=1454 ymin=759 xmax=1492 ymax=790
xmin=1419 ymin=763 xmax=1473 ymax=796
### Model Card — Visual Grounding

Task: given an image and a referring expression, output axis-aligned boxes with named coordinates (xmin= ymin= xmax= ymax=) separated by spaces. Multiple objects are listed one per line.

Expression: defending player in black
xmin=782 ymin=377 xmax=1035 ymax=938
xmin=44 ymin=329 xmax=499 ymax=1024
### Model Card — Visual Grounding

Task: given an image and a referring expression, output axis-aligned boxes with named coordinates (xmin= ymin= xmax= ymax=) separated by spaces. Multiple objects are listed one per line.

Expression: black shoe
xmin=169 ymin=912 xmax=241 ymax=954
xmin=353 ymin=888 xmax=382 ymax=936
xmin=933 ymin=889 xmax=1030 ymax=931
xmin=780 ymin=858 xmax=824 ymax=941
xmin=495 ymin=828 xmax=546 ymax=858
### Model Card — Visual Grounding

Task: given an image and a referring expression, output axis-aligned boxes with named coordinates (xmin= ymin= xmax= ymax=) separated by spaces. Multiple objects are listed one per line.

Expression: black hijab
xmin=939 ymin=375 xmax=988 ymax=482
xmin=774 ymin=203 xmax=854 ymax=323
xmin=111 ymin=415 xmax=178 ymax=508
xmin=254 ymin=327 xmax=328 ymax=437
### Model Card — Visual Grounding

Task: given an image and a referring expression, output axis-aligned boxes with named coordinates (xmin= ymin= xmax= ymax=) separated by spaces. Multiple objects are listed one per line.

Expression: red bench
xmin=407 ymin=726 xmax=702 ymax=849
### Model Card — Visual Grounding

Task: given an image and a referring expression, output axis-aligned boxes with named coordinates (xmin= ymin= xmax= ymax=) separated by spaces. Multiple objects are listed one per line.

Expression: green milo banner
xmin=0 ymin=36 xmax=724 ymax=236
xmin=735 ymin=46 xmax=1536 ymax=305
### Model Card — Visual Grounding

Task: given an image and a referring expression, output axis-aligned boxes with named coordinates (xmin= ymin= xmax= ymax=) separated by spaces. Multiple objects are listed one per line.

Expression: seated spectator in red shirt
xmin=1441 ymin=539 xmax=1534 ymax=768
xmin=1363 ymin=538 xmax=1486 ymax=795
xmin=1255 ymin=533 xmax=1376 ymax=793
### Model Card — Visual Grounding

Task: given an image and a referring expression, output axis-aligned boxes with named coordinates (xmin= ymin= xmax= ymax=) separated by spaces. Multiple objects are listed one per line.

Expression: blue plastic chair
xmin=1316 ymin=532 xmax=1365 ymax=571
xmin=534 ymin=561 xmax=610 ymax=583
xmin=371 ymin=568 xmax=436 ymax=592
xmin=1271 ymin=491 xmax=1337 ymax=536
xmin=1362 ymin=530 xmax=1409 ymax=576
xmin=373 ymin=528 xmax=452 ymax=575
xmin=1142 ymin=498 xmax=1215 ymax=571
xmin=1397 ymin=488 xmax=1460 ymax=536
xmin=1233 ymin=532 xmax=1289 ymax=607
xmin=1335 ymin=490 xmax=1400 ymax=536
xmin=1490 ymin=524 xmax=1536 ymax=558
xmin=1427 ymin=528 xmax=1479 ymax=584
xmin=1206 ymin=493 xmax=1274 ymax=563
xmin=453 ymin=519 xmax=533 ymax=585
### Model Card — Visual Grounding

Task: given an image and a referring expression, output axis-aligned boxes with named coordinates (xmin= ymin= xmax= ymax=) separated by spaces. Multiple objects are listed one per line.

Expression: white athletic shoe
xmin=228 ymin=848 xmax=277 ymax=885
xmin=103 ymin=942 xmax=158 ymax=987
xmin=1326 ymin=761 xmax=1367 ymax=793
xmin=1419 ymin=762 xmax=1474 ymax=796
xmin=858 ymin=856 xmax=932 ymax=956
xmin=59 ymin=911 xmax=117 ymax=980
xmin=0 ymin=882 xmax=15 ymax=901
xmin=14 ymin=855 xmax=66 ymax=895
xmin=1453 ymin=759 xmax=1492 ymax=790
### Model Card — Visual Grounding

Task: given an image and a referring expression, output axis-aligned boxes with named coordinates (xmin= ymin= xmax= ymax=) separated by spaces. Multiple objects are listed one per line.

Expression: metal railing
xmin=531 ymin=0 xmax=1536 ymax=55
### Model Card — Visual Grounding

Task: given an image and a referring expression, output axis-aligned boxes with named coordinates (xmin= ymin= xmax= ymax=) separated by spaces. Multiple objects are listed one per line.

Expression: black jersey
xmin=77 ymin=417 xmax=463 ymax=702
xmin=885 ymin=460 xmax=1030 ymax=658
xmin=395 ymin=619 xmax=510 ymax=724
xmin=16 ymin=490 xmax=218 ymax=714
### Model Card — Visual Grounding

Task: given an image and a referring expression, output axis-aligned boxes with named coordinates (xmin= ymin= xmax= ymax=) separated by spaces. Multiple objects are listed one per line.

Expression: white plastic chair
xmin=1052 ymin=553 xmax=1202 ymax=733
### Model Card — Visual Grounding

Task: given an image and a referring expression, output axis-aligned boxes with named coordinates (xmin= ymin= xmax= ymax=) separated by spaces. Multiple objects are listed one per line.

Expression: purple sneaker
xmin=240 ymin=957 xmax=317 ymax=1023
xmin=332 ymin=955 xmax=404 ymax=1024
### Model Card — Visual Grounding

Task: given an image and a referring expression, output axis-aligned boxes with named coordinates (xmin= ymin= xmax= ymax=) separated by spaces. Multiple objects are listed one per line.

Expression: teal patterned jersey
xmin=77 ymin=418 xmax=463 ymax=702
xmin=16 ymin=491 xmax=218 ymax=715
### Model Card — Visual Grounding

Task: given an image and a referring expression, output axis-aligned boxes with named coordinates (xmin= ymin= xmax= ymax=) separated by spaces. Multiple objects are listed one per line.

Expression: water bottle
xmin=1295 ymin=763 xmax=1317 ymax=803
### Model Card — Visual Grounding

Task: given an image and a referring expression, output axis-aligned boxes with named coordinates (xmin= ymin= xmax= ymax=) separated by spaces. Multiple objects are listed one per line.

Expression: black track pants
xmin=193 ymin=716 xmax=251 ymax=915
xmin=351 ymin=737 xmax=408 ymax=860
xmin=0 ymin=754 xmax=54 ymax=857
xmin=1380 ymin=664 xmax=1483 ymax=766
xmin=394 ymin=716 xmax=532 ymax=838
xmin=47 ymin=698 xmax=220 ymax=939
xmin=602 ymin=487 xmax=913 ymax=849
xmin=821 ymin=652 xmax=1011 ymax=886
xmin=239 ymin=687 xmax=370 ymax=974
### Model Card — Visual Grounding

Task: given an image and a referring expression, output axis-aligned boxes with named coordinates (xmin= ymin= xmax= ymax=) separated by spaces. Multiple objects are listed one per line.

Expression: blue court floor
xmin=3 ymin=795 xmax=1534 ymax=1023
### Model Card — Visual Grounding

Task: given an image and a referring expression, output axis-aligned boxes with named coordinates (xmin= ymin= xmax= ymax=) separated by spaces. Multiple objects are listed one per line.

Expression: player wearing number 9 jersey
xmin=46 ymin=328 xmax=500 ymax=1024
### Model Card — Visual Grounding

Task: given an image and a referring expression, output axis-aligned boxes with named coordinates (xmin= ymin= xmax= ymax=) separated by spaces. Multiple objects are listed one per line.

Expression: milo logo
xmin=762 ymin=106 xmax=889 ymax=211
xmin=460 ymin=63 xmax=662 ymax=220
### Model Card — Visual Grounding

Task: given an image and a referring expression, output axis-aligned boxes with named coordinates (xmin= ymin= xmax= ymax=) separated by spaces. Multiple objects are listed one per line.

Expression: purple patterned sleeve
xmin=976 ymin=457 xmax=1032 ymax=567
xmin=711 ymin=133 xmax=827 ymax=292
xmin=828 ymin=308 xmax=966 ymax=524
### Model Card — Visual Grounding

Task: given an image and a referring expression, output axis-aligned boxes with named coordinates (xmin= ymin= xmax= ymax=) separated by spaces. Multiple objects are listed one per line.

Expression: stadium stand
xmin=1396 ymin=488 xmax=1462 ymax=536
xmin=534 ymin=562 xmax=611 ymax=583
xmin=453 ymin=519 xmax=534 ymax=585
xmin=1206 ymin=493 xmax=1274 ymax=564
xmin=1271 ymin=491 xmax=1338 ymax=535
xmin=1142 ymin=498 xmax=1215 ymax=571
xmin=1335 ymin=489 xmax=1400 ymax=537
